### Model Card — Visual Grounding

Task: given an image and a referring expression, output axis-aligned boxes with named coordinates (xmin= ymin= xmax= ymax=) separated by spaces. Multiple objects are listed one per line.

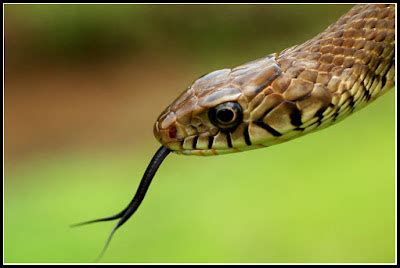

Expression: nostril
xmin=154 ymin=111 xmax=178 ymax=144
xmin=168 ymin=126 xmax=177 ymax=139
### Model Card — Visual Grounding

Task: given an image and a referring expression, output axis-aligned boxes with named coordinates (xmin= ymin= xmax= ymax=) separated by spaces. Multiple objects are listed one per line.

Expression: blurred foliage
xmin=5 ymin=91 xmax=395 ymax=263
xmin=4 ymin=4 xmax=395 ymax=264
xmin=5 ymin=4 xmax=350 ymax=65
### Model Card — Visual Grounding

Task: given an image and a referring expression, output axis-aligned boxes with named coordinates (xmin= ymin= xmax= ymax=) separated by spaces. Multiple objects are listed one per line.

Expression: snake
xmin=74 ymin=4 xmax=395 ymax=258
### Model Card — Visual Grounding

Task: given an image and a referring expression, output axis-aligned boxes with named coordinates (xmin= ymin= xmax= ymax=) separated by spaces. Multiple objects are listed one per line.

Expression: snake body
xmin=154 ymin=4 xmax=395 ymax=156
xmin=79 ymin=5 xmax=395 ymax=258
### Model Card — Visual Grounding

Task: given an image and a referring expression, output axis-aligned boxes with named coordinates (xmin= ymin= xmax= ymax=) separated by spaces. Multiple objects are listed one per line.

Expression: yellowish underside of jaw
xmin=170 ymin=110 xmax=356 ymax=156
xmin=174 ymin=144 xmax=264 ymax=156
xmin=170 ymin=129 xmax=299 ymax=156
xmin=174 ymin=133 xmax=301 ymax=155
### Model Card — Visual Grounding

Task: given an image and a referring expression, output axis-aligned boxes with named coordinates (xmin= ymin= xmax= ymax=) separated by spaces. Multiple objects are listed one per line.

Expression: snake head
xmin=154 ymin=54 xmax=284 ymax=156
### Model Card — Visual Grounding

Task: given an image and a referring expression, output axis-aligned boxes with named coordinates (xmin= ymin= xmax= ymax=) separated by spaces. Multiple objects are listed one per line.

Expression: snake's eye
xmin=208 ymin=102 xmax=243 ymax=130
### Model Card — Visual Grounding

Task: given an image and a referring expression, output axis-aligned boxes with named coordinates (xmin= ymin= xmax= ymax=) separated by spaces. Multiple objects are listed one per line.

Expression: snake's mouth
xmin=154 ymin=118 xmax=264 ymax=156
xmin=153 ymin=117 xmax=183 ymax=151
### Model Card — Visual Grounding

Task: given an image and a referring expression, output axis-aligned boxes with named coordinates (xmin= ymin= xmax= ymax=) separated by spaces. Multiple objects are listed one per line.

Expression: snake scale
xmin=76 ymin=4 xmax=395 ymax=258
xmin=154 ymin=4 xmax=395 ymax=155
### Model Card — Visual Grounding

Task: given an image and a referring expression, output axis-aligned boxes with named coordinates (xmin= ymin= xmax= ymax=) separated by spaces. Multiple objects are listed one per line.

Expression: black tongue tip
xmin=111 ymin=146 xmax=171 ymax=229
xmin=73 ymin=145 xmax=171 ymax=260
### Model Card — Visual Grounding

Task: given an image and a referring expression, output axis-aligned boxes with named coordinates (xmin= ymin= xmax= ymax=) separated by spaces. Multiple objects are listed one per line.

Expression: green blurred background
xmin=4 ymin=4 xmax=395 ymax=263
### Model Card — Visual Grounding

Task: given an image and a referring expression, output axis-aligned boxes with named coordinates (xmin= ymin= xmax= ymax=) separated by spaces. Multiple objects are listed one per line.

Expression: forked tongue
xmin=71 ymin=146 xmax=171 ymax=261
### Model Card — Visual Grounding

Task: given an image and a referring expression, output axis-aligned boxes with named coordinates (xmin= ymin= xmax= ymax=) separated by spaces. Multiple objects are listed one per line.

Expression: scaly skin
xmin=153 ymin=4 xmax=395 ymax=156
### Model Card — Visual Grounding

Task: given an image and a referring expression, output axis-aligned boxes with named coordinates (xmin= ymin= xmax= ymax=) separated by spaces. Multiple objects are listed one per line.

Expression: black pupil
xmin=217 ymin=108 xmax=234 ymax=123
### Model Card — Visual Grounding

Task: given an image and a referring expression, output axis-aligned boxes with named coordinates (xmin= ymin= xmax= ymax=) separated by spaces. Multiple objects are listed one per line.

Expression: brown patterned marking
xmin=332 ymin=46 xmax=344 ymax=55
xmin=298 ymin=69 xmax=318 ymax=83
xmin=333 ymin=38 xmax=344 ymax=46
xmin=384 ymin=32 xmax=395 ymax=44
xmin=374 ymin=42 xmax=385 ymax=55
xmin=353 ymin=39 xmax=366 ymax=49
xmin=343 ymin=57 xmax=355 ymax=68
xmin=333 ymin=30 xmax=344 ymax=38
xmin=320 ymin=63 xmax=335 ymax=72
xmin=321 ymin=54 xmax=334 ymax=64
xmin=286 ymin=66 xmax=306 ymax=78
xmin=283 ymin=78 xmax=314 ymax=101
xmin=333 ymin=55 xmax=345 ymax=66
xmin=376 ymin=19 xmax=388 ymax=29
xmin=270 ymin=75 xmax=291 ymax=93
xmin=304 ymin=53 xmax=322 ymax=63
xmin=310 ymin=45 xmax=320 ymax=53
xmin=343 ymin=47 xmax=356 ymax=56
xmin=327 ymin=77 xmax=342 ymax=93
xmin=233 ymin=60 xmax=282 ymax=97
xmin=344 ymin=29 xmax=357 ymax=38
xmin=331 ymin=66 xmax=344 ymax=77
xmin=316 ymin=72 xmax=332 ymax=85
xmin=250 ymin=93 xmax=285 ymax=121
xmin=353 ymin=49 xmax=366 ymax=60
xmin=365 ymin=18 xmax=378 ymax=30
xmin=352 ymin=19 xmax=366 ymax=29
xmin=320 ymin=38 xmax=333 ymax=46
xmin=321 ymin=45 xmax=334 ymax=54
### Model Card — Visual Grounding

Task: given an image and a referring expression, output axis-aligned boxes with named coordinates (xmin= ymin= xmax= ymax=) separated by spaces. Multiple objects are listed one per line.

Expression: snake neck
xmin=276 ymin=4 xmax=395 ymax=99
xmin=258 ymin=4 xmax=394 ymax=132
